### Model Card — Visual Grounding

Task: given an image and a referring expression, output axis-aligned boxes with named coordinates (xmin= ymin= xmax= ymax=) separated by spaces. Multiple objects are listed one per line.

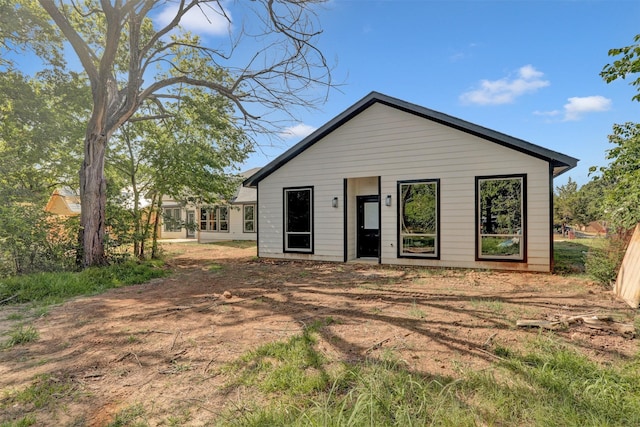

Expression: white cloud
xmin=533 ymin=109 xmax=561 ymax=117
xmin=562 ymin=96 xmax=612 ymax=121
xmin=156 ymin=3 xmax=231 ymax=36
xmin=279 ymin=123 xmax=317 ymax=140
xmin=460 ymin=65 xmax=550 ymax=105
xmin=535 ymin=96 xmax=612 ymax=121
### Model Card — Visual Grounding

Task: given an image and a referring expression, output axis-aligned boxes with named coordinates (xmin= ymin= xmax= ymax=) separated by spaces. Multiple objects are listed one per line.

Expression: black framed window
xmin=163 ymin=208 xmax=182 ymax=232
xmin=476 ymin=175 xmax=526 ymax=261
xmin=398 ymin=180 xmax=439 ymax=258
xmin=284 ymin=187 xmax=313 ymax=252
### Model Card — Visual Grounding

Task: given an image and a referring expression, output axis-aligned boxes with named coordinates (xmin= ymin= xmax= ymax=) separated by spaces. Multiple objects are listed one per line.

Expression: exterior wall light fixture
xmin=332 ymin=197 xmax=339 ymax=208
xmin=385 ymin=194 xmax=392 ymax=206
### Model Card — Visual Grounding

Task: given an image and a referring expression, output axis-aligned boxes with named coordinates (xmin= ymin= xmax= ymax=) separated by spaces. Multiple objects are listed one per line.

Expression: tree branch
xmin=38 ymin=0 xmax=99 ymax=85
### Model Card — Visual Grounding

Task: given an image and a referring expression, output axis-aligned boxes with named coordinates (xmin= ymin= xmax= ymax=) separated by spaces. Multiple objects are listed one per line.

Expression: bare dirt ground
xmin=1 ymin=242 xmax=638 ymax=426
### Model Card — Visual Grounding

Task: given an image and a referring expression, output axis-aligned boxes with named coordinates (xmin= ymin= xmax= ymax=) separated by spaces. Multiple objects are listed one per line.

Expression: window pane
xmin=200 ymin=209 xmax=209 ymax=231
xmin=244 ymin=205 xmax=254 ymax=220
xmin=479 ymin=178 xmax=522 ymax=235
xmin=363 ymin=202 xmax=378 ymax=229
xmin=399 ymin=181 xmax=438 ymax=257
xmin=219 ymin=207 xmax=228 ymax=220
xmin=244 ymin=220 xmax=254 ymax=232
xmin=288 ymin=234 xmax=311 ymax=249
xmin=164 ymin=208 xmax=181 ymax=232
xmin=478 ymin=177 xmax=523 ymax=259
xmin=402 ymin=236 xmax=436 ymax=254
xmin=401 ymin=183 xmax=436 ymax=234
xmin=481 ymin=236 xmax=521 ymax=256
xmin=286 ymin=190 xmax=311 ymax=233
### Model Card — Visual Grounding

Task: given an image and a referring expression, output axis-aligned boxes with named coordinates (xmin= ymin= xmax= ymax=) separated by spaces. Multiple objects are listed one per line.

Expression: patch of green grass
xmin=106 ymin=403 xmax=148 ymax=427
xmin=2 ymin=374 xmax=76 ymax=410
xmin=553 ymin=239 xmax=602 ymax=275
xmin=208 ymin=263 xmax=224 ymax=272
xmin=461 ymin=337 xmax=640 ymax=426
xmin=126 ymin=334 xmax=141 ymax=344
xmin=0 ymin=260 xmax=167 ymax=306
xmin=2 ymin=325 xmax=39 ymax=349
xmin=5 ymin=313 xmax=24 ymax=321
xmin=217 ymin=330 xmax=640 ymax=427
xmin=470 ymin=297 xmax=505 ymax=314
xmin=224 ymin=318 xmax=334 ymax=397
xmin=0 ymin=414 xmax=36 ymax=427
xmin=408 ymin=300 xmax=426 ymax=319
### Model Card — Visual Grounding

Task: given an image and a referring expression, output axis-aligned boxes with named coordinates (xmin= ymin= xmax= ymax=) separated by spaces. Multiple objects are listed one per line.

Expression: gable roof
xmin=45 ymin=187 xmax=82 ymax=216
xmin=244 ymin=92 xmax=578 ymax=187
xmin=231 ymin=167 xmax=260 ymax=204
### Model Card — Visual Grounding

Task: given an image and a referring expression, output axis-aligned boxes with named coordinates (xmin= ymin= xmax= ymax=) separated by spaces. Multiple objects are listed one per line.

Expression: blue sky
xmin=231 ymin=0 xmax=640 ymax=187
xmin=14 ymin=1 xmax=640 ymax=187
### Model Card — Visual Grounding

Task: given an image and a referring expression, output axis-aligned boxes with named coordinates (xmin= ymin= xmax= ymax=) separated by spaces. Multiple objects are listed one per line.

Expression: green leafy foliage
xmin=106 ymin=84 xmax=252 ymax=260
xmin=0 ymin=203 xmax=78 ymax=277
xmin=554 ymin=177 xmax=606 ymax=227
xmin=591 ymin=122 xmax=640 ymax=231
xmin=0 ymin=0 xmax=65 ymax=69
xmin=601 ymin=33 xmax=640 ymax=102
xmin=585 ymin=237 xmax=627 ymax=286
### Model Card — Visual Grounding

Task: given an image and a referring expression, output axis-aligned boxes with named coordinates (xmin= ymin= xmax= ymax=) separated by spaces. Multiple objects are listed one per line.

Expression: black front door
xmin=357 ymin=195 xmax=380 ymax=258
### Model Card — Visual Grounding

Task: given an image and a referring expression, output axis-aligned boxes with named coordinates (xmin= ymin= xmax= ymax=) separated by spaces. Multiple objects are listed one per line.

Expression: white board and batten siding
xmin=255 ymin=96 xmax=576 ymax=272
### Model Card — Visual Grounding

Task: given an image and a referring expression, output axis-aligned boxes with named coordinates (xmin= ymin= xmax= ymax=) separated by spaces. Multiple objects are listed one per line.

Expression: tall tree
xmin=107 ymin=84 xmax=251 ymax=259
xmin=599 ymin=35 xmax=640 ymax=230
xmin=554 ymin=178 xmax=605 ymax=228
xmin=33 ymin=0 xmax=332 ymax=267
xmin=0 ymin=69 xmax=88 ymax=201
xmin=0 ymin=69 xmax=88 ymax=275
xmin=554 ymin=177 xmax=578 ymax=226
xmin=591 ymin=122 xmax=640 ymax=231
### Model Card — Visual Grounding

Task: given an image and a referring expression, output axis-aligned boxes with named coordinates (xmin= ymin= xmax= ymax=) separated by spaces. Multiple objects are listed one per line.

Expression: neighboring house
xmin=45 ymin=187 xmax=81 ymax=216
xmin=159 ymin=168 xmax=260 ymax=242
xmin=244 ymin=92 xmax=578 ymax=272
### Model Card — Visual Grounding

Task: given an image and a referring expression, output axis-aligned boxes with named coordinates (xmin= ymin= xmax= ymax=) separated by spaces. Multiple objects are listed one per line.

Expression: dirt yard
xmin=1 ymin=242 xmax=637 ymax=426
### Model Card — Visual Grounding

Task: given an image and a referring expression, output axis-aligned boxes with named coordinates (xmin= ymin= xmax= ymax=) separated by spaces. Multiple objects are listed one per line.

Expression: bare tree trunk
xmin=79 ymin=131 xmax=108 ymax=267
xmin=140 ymin=193 xmax=158 ymax=260
xmin=151 ymin=197 xmax=162 ymax=259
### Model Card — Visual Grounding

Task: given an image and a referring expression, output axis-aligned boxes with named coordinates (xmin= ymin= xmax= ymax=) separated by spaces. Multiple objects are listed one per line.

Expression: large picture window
xmin=243 ymin=204 xmax=256 ymax=233
xmin=284 ymin=187 xmax=313 ymax=252
xmin=399 ymin=180 xmax=439 ymax=258
xmin=200 ymin=206 xmax=229 ymax=232
xmin=163 ymin=208 xmax=182 ymax=232
xmin=476 ymin=175 xmax=526 ymax=261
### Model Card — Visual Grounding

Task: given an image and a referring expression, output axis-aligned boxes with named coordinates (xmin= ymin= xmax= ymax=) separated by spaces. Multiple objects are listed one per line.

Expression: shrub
xmin=0 ymin=203 xmax=79 ymax=278
xmin=585 ymin=237 xmax=627 ymax=286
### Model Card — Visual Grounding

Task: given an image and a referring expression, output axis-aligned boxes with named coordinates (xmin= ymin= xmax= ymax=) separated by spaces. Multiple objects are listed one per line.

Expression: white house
xmin=160 ymin=168 xmax=259 ymax=242
xmin=244 ymin=92 xmax=578 ymax=272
